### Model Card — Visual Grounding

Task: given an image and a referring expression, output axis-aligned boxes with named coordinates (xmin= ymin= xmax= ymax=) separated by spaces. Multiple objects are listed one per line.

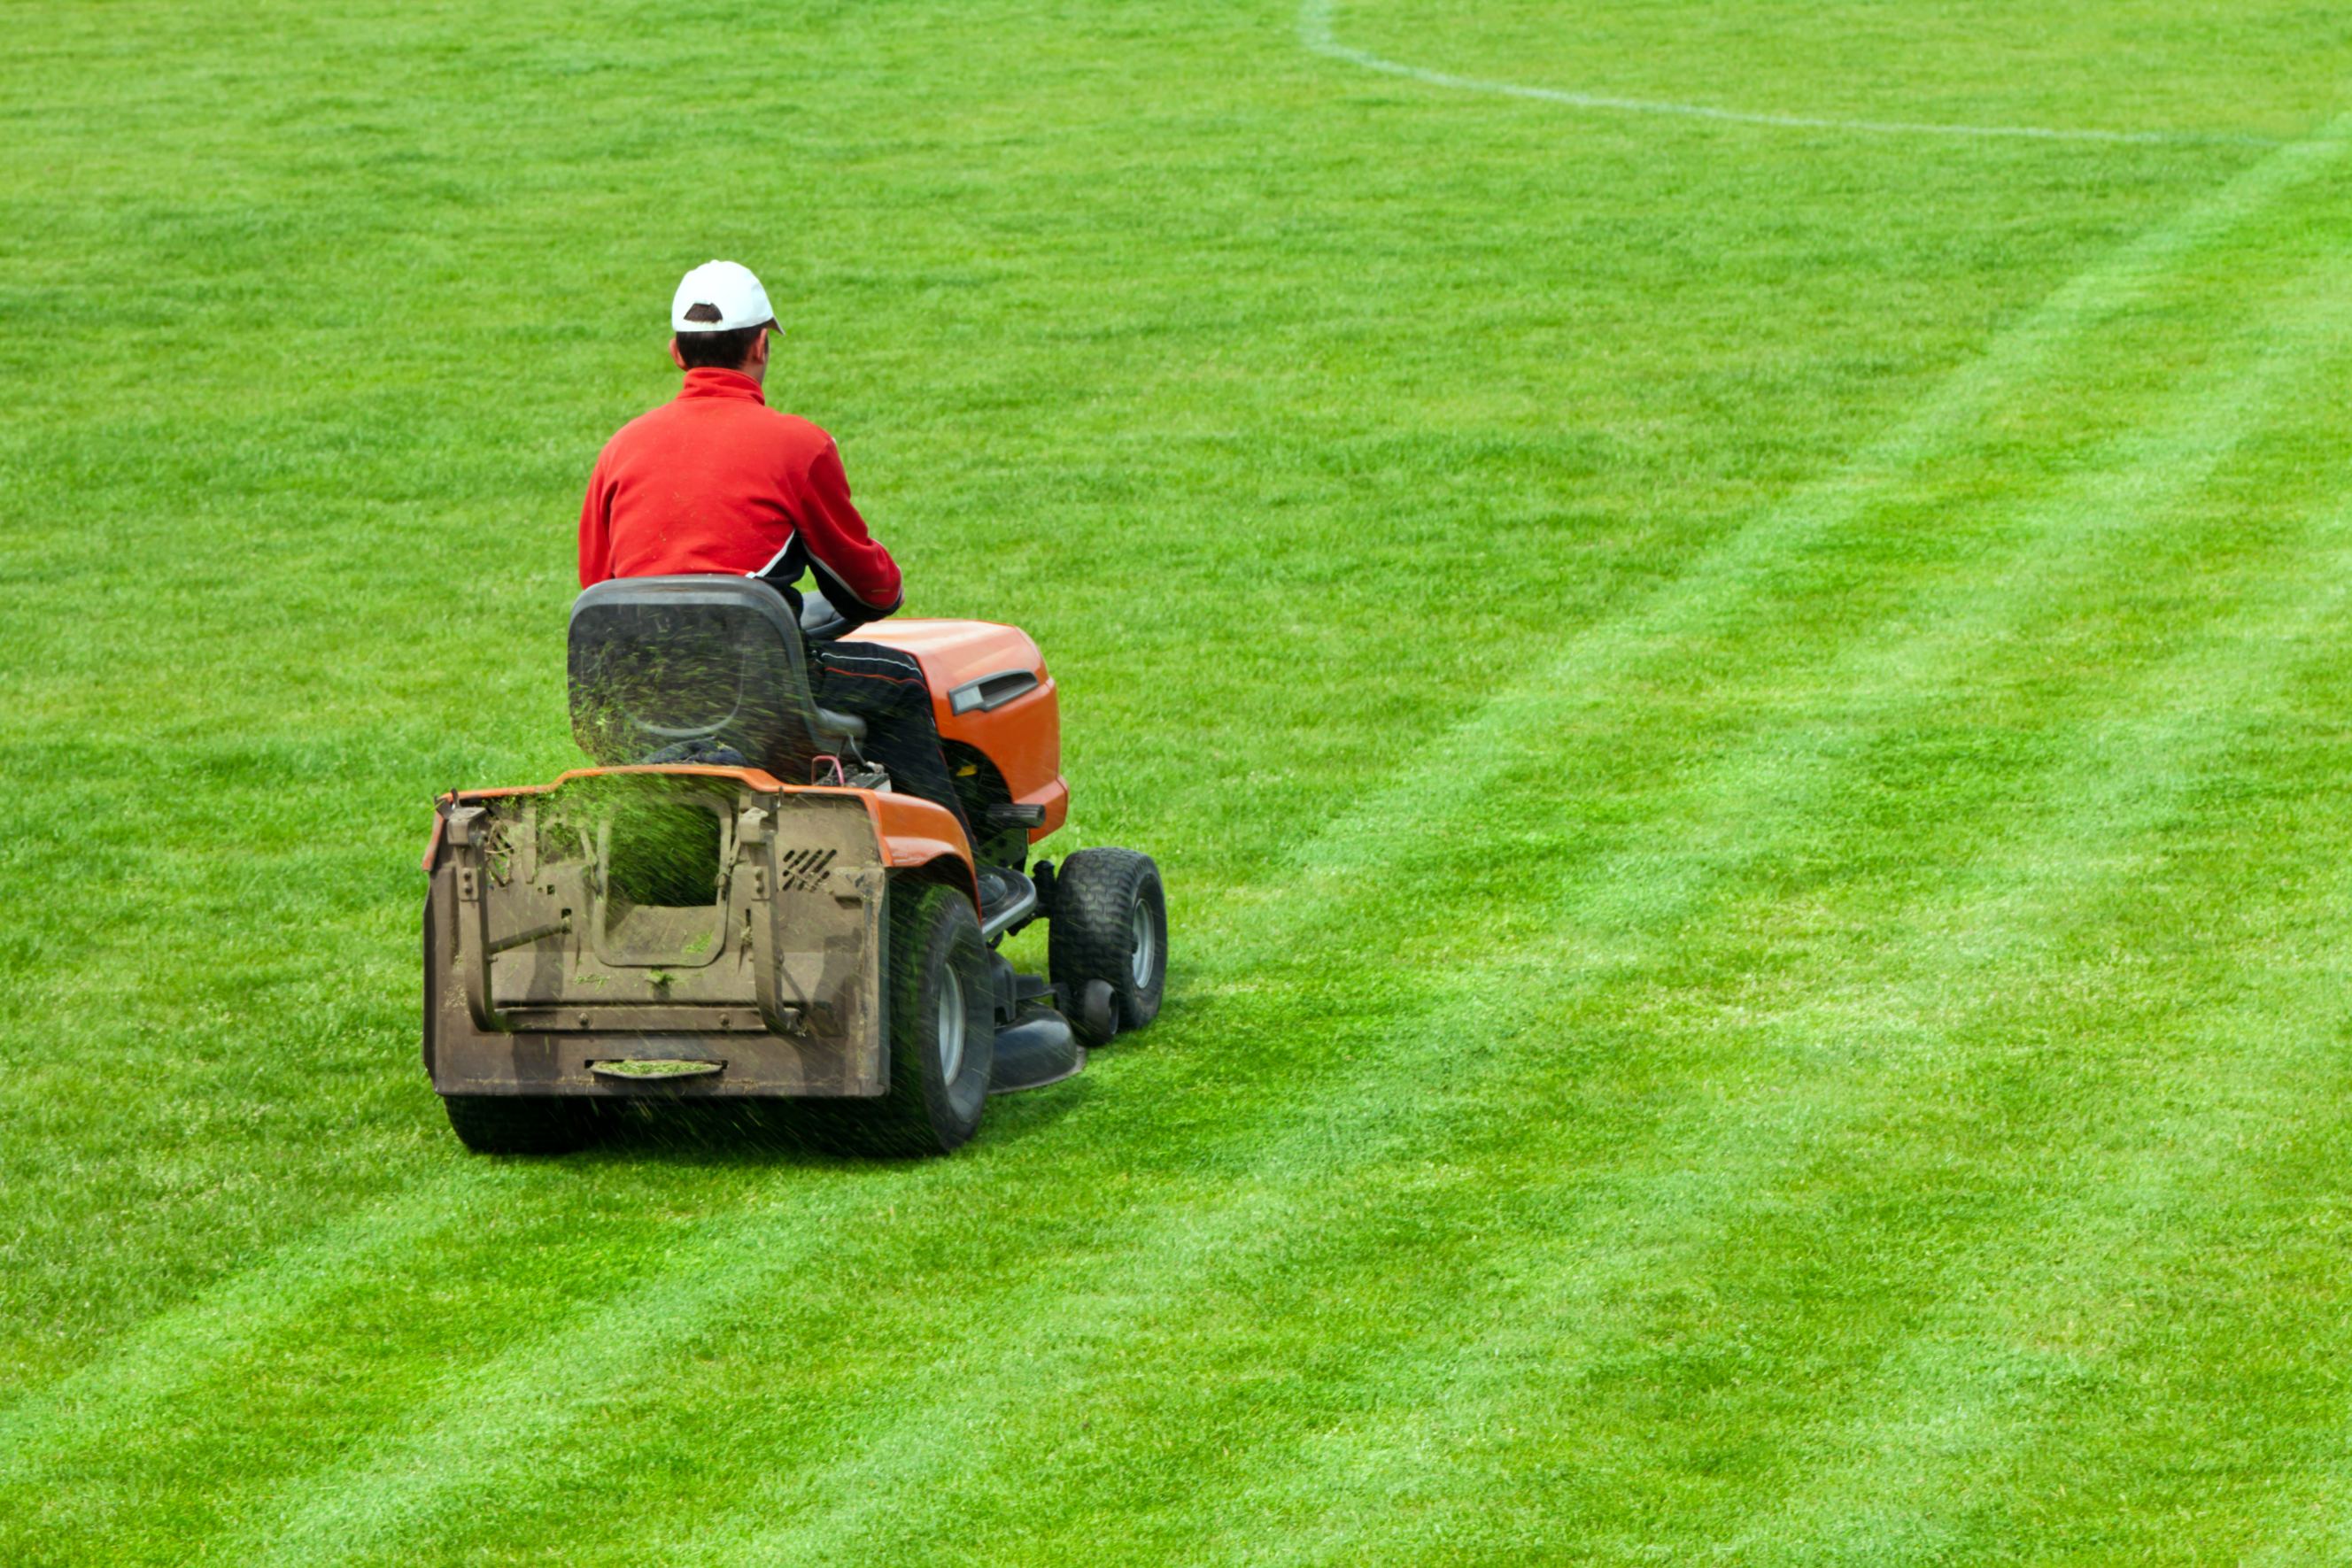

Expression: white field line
xmin=1298 ymin=0 xmax=2281 ymax=147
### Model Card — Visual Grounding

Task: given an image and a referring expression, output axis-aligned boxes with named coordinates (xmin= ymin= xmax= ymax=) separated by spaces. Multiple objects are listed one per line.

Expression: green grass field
xmin=7 ymin=0 xmax=2352 ymax=1560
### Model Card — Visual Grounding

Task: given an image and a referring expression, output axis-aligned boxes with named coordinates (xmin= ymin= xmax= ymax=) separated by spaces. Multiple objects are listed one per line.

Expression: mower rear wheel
xmin=440 ymin=1093 xmax=603 ymax=1155
xmin=854 ymin=878 xmax=994 ymax=1155
xmin=1049 ymin=848 xmax=1167 ymax=1044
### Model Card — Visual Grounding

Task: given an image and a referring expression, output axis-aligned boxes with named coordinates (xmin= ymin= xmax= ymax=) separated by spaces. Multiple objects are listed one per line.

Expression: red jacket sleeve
xmin=577 ymin=452 xmax=613 ymax=589
xmin=793 ymin=437 xmax=902 ymax=614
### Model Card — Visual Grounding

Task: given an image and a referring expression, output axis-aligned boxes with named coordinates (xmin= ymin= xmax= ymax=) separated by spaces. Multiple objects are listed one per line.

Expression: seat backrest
xmin=569 ymin=575 xmax=831 ymax=776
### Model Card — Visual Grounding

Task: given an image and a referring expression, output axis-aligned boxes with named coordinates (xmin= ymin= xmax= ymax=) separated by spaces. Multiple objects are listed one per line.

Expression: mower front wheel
xmin=1049 ymin=848 xmax=1167 ymax=1045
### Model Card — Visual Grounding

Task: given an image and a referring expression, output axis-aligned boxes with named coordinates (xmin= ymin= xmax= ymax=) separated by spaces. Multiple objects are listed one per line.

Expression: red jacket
xmin=577 ymin=367 xmax=903 ymax=616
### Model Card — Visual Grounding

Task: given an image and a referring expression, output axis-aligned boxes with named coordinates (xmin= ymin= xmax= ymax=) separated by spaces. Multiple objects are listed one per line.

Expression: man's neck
xmin=678 ymin=366 xmax=767 ymax=403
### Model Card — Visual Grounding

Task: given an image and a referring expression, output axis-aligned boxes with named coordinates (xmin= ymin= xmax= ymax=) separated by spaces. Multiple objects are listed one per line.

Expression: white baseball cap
xmin=670 ymin=259 xmax=777 ymax=333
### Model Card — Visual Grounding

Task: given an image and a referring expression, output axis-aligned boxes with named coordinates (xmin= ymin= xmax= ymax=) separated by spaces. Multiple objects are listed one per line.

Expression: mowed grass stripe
xmin=206 ymin=135 xmax=2352 ymax=1565
xmin=1727 ymin=581 xmax=2352 ymax=1558
xmin=631 ymin=215 xmax=2352 ymax=1567
xmin=2195 ymin=995 xmax=2352 ymax=1563
xmin=1205 ymin=123 xmax=2344 ymax=911
xmin=1700 ymin=471 xmax=2352 ymax=1561
xmin=1756 ymin=813 xmax=2352 ymax=1554
xmin=0 ymin=1145 xmax=1002 ymax=1555
xmin=836 ymin=269 xmax=2352 ymax=1562
xmin=0 ymin=1165 xmax=496 ymax=1485
xmin=1205 ymin=518 xmax=2352 ymax=1564
xmin=1692 ymin=579 xmax=2352 ymax=1560
xmin=1889 ymin=574 xmax=2352 ymax=1557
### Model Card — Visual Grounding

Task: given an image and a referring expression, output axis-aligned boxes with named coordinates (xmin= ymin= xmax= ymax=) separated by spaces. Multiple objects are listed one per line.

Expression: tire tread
xmin=441 ymin=1094 xmax=600 ymax=1155
xmin=1048 ymin=848 xmax=1166 ymax=1041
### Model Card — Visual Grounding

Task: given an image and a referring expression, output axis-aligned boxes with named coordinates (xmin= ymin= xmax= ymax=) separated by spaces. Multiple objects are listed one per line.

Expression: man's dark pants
xmin=809 ymin=641 xmax=973 ymax=839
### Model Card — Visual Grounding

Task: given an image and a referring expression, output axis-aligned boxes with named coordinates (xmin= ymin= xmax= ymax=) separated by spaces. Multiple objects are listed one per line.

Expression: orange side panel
xmin=853 ymin=619 xmax=1035 ymax=693
xmin=855 ymin=618 xmax=1068 ymax=840
xmin=856 ymin=789 xmax=979 ymax=908
xmin=1021 ymin=776 xmax=1070 ymax=843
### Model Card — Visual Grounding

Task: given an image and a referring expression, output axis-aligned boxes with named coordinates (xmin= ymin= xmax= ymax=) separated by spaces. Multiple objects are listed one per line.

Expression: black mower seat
xmin=568 ymin=575 xmax=865 ymax=778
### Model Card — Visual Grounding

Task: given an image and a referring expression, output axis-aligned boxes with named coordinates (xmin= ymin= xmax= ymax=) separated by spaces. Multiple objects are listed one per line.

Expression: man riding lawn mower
xmin=421 ymin=261 xmax=1167 ymax=1155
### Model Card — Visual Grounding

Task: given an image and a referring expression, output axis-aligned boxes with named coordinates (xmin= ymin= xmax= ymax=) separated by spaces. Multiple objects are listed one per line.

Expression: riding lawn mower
xmin=421 ymin=576 xmax=1167 ymax=1155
